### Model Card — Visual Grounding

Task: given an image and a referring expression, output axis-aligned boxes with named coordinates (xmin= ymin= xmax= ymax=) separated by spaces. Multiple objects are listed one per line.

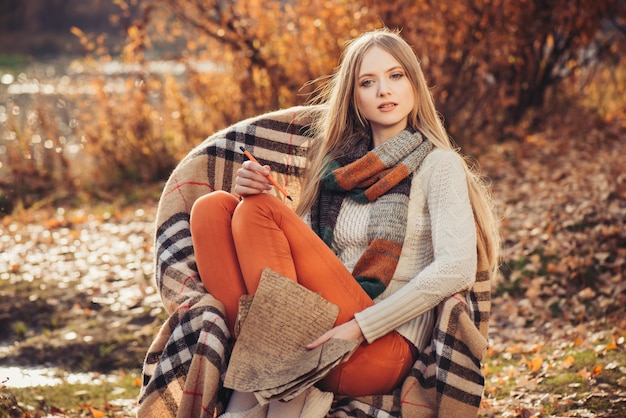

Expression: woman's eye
xmin=360 ymin=79 xmax=373 ymax=87
xmin=391 ymin=72 xmax=404 ymax=79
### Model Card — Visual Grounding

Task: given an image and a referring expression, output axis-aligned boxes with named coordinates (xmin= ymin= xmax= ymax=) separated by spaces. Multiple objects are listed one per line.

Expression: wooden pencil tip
xmin=287 ymin=196 xmax=293 ymax=201
xmin=239 ymin=146 xmax=245 ymax=152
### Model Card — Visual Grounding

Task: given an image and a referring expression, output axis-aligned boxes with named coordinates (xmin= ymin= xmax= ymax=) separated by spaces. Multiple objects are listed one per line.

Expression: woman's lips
xmin=378 ymin=102 xmax=397 ymax=110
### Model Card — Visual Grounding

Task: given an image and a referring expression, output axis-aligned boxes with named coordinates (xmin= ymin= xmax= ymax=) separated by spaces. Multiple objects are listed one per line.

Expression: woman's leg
xmin=190 ymin=190 xmax=246 ymax=334
xmin=231 ymin=194 xmax=414 ymax=395
xmin=231 ymin=193 xmax=372 ymax=325
xmin=317 ymin=332 xmax=415 ymax=396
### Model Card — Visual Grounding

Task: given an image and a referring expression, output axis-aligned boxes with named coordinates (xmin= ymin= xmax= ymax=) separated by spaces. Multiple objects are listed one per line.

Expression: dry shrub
xmin=1 ymin=0 xmax=624 ymax=213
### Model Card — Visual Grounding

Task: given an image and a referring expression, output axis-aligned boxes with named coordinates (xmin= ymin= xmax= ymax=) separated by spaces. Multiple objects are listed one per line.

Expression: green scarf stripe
xmin=355 ymin=277 xmax=387 ymax=300
xmin=353 ymin=238 xmax=404 ymax=286
xmin=320 ymin=226 xmax=335 ymax=248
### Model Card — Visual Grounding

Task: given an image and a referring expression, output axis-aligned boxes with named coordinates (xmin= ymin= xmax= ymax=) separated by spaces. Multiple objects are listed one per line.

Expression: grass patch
xmin=1 ymin=370 xmax=141 ymax=415
xmin=483 ymin=338 xmax=626 ymax=416
xmin=0 ymin=53 xmax=29 ymax=72
xmin=542 ymin=371 xmax=585 ymax=394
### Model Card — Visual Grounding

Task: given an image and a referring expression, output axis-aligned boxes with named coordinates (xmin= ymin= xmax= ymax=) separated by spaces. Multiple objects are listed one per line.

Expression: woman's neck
xmin=371 ymin=125 xmax=407 ymax=147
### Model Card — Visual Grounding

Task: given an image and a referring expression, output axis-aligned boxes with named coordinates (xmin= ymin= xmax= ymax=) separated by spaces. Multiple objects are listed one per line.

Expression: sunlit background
xmin=1 ymin=1 xmax=625 ymax=416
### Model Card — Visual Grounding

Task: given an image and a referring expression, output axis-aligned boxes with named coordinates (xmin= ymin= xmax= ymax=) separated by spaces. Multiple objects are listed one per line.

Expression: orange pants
xmin=190 ymin=191 xmax=414 ymax=396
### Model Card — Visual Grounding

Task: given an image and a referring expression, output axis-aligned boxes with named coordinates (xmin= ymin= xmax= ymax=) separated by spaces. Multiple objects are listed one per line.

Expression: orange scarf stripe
xmin=364 ymin=164 xmax=411 ymax=201
xmin=353 ymin=239 xmax=404 ymax=286
xmin=334 ymin=152 xmax=386 ymax=190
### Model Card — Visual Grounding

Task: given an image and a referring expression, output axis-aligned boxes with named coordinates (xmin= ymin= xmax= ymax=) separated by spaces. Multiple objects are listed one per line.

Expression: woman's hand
xmin=234 ymin=160 xmax=273 ymax=197
xmin=306 ymin=319 xmax=365 ymax=352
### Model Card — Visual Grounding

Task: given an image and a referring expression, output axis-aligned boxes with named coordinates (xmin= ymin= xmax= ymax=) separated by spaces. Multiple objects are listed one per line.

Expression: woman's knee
xmin=232 ymin=193 xmax=283 ymax=221
xmin=190 ymin=190 xmax=239 ymax=231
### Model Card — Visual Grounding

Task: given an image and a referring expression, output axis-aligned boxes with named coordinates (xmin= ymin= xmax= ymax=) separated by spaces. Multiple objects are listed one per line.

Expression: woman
xmin=190 ymin=28 xmax=499 ymax=415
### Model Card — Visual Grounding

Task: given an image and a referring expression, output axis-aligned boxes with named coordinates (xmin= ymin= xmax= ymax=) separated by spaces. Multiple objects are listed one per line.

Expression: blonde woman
xmin=190 ymin=28 xmax=499 ymax=414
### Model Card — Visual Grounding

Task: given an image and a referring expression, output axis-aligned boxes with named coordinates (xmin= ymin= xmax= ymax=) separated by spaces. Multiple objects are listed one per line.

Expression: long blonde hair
xmin=298 ymin=28 xmax=500 ymax=279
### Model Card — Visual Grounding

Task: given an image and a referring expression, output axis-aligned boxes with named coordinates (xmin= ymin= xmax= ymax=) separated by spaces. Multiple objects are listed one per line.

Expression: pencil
xmin=239 ymin=146 xmax=293 ymax=201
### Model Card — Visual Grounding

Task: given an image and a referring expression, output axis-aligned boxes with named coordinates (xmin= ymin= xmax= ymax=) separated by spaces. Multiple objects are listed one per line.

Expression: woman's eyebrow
xmin=358 ymin=66 xmax=404 ymax=78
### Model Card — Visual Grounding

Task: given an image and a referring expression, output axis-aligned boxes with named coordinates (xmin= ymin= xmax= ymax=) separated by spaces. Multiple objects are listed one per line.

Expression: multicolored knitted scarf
xmin=310 ymin=128 xmax=433 ymax=299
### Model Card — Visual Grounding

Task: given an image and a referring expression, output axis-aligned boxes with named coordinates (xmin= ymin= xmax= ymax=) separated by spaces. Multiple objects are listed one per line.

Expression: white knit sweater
xmin=307 ymin=148 xmax=477 ymax=352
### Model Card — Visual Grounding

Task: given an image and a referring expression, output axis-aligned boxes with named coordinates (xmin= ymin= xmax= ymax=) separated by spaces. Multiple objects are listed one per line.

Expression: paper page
xmin=224 ymin=268 xmax=355 ymax=394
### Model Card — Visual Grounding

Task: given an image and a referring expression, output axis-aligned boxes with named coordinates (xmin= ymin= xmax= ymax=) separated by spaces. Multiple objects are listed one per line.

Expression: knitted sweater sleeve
xmin=354 ymin=151 xmax=477 ymax=344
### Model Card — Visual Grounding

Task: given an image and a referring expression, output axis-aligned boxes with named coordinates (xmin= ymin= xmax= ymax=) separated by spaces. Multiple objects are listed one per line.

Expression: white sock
xmin=267 ymin=391 xmax=307 ymax=417
xmin=225 ymin=390 xmax=259 ymax=413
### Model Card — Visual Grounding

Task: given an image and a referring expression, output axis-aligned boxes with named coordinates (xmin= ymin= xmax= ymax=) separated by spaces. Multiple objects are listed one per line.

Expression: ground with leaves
xmin=0 ymin=120 xmax=625 ymax=417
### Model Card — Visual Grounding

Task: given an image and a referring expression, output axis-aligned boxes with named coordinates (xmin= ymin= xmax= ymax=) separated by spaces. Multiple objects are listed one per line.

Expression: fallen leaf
xmin=591 ymin=365 xmax=603 ymax=377
xmin=50 ymin=405 xmax=65 ymax=414
xmin=578 ymin=287 xmax=596 ymax=299
xmin=528 ymin=357 xmax=543 ymax=373
xmin=90 ymin=407 xmax=107 ymax=418
xmin=562 ymin=355 xmax=575 ymax=368
xmin=507 ymin=344 xmax=522 ymax=354
xmin=577 ymin=367 xmax=590 ymax=380
xmin=604 ymin=340 xmax=619 ymax=352
xmin=482 ymin=364 xmax=491 ymax=375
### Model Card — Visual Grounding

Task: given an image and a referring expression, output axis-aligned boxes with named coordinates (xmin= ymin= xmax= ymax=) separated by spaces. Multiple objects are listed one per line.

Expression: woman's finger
xmin=235 ymin=164 xmax=273 ymax=197
xmin=241 ymin=160 xmax=269 ymax=176
xmin=306 ymin=331 xmax=332 ymax=350
xmin=306 ymin=320 xmax=365 ymax=350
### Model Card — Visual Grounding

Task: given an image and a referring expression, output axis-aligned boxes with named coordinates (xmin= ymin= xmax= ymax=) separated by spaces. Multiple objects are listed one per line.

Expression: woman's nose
xmin=377 ymin=81 xmax=390 ymax=96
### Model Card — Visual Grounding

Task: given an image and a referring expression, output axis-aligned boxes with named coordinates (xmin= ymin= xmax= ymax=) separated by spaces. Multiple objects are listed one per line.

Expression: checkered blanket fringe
xmin=137 ymin=106 xmax=491 ymax=418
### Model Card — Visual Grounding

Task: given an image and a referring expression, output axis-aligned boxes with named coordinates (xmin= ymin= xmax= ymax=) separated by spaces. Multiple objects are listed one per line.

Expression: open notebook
xmin=223 ymin=268 xmax=358 ymax=404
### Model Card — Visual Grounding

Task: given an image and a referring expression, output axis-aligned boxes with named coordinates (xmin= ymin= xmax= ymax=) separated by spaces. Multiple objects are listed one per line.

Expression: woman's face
xmin=355 ymin=46 xmax=415 ymax=145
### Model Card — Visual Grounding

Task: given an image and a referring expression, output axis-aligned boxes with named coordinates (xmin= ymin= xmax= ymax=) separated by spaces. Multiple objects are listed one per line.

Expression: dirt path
xmin=0 ymin=202 xmax=164 ymax=373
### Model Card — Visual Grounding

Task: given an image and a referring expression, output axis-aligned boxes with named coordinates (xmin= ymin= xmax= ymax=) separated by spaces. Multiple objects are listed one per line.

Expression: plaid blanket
xmin=137 ymin=106 xmax=492 ymax=418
